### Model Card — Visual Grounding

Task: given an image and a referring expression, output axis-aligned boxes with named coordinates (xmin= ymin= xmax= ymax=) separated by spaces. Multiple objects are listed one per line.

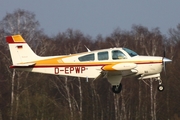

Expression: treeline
xmin=0 ymin=9 xmax=180 ymax=120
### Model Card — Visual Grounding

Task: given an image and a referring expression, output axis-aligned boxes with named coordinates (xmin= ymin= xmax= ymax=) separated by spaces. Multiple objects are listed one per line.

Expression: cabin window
xmin=78 ymin=53 xmax=95 ymax=61
xmin=112 ymin=50 xmax=127 ymax=60
xmin=98 ymin=51 xmax=108 ymax=60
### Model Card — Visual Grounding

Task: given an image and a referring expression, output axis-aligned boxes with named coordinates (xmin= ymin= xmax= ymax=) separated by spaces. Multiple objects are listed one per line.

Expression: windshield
xmin=123 ymin=48 xmax=138 ymax=57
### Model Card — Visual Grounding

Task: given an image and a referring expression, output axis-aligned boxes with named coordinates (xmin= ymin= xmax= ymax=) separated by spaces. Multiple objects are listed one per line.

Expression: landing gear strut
xmin=112 ymin=83 xmax=122 ymax=94
xmin=157 ymin=77 xmax=164 ymax=91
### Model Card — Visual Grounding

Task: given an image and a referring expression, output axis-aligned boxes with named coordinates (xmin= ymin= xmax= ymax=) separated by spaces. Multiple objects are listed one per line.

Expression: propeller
xmin=162 ymin=49 xmax=172 ymax=76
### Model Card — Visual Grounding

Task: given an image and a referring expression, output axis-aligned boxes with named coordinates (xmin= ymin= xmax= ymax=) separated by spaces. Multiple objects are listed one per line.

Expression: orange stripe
xmin=102 ymin=64 xmax=115 ymax=71
xmin=10 ymin=61 xmax=162 ymax=69
xmin=12 ymin=35 xmax=25 ymax=43
xmin=34 ymin=60 xmax=162 ymax=65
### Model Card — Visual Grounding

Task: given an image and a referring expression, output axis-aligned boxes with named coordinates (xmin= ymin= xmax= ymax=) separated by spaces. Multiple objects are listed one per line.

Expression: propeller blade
xmin=162 ymin=57 xmax=172 ymax=76
xmin=162 ymin=47 xmax=171 ymax=75
xmin=163 ymin=59 xmax=166 ymax=76
xmin=163 ymin=49 xmax=166 ymax=58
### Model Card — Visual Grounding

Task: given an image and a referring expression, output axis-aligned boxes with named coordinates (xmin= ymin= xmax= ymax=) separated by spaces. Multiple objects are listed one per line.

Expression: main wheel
xmin=158 ymin=85 xmax=164 ymax=91
xmin=112 ymin=84 xmax=122 ymax=94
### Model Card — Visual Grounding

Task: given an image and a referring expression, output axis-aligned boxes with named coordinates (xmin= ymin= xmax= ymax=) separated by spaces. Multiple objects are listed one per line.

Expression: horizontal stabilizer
xmin=10 ymin=63 xmax=35 ymax=68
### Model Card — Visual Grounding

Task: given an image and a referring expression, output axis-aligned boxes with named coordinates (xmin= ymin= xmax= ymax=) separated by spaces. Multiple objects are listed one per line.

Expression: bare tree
xmin=0 ymin=9 xmax=43 ymax=120
xmin=1 ymin=10 xmax=180 ymax=119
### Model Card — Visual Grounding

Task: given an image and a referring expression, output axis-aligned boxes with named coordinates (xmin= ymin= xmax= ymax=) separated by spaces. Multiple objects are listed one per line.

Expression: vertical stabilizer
xmin=6 ymin=35 xmax=40 ymax=65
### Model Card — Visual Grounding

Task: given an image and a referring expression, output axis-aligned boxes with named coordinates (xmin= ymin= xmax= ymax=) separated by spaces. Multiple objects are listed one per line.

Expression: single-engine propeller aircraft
xmin=6 ymin=35 xmax=172 ymax=93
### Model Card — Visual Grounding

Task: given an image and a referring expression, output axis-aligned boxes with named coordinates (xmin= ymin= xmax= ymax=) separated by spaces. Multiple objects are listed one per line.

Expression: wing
xmin=102 ymin=63 xmax=137 ymax=71
xmin=94 ymin=63 xmax=137 ymax=85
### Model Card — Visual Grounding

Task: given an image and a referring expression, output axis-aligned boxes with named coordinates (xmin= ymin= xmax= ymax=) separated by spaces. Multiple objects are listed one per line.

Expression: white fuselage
xmin=6 ymin=35 xmax=172 ymax=92
xmin=16 ymin=54 xmax=163 ymax=79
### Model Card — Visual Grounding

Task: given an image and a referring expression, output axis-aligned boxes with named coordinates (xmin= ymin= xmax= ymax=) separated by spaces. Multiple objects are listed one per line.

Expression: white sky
xmin=1 ymin=1 xmax=180 ymax=37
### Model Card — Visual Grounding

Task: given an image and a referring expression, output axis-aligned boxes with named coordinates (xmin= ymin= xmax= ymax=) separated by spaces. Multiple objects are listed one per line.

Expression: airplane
xmin=6 ymin=35 xmax=172 ymax=93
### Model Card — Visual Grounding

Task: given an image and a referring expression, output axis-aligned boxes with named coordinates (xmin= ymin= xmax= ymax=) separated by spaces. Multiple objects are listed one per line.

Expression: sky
xmin=0 ymin=1 xmax=180 ymax=37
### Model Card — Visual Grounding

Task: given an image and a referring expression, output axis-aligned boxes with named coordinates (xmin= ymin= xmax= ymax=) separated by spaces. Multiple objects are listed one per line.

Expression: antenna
xmin=84 ymin=45 xmax=91 ymax=52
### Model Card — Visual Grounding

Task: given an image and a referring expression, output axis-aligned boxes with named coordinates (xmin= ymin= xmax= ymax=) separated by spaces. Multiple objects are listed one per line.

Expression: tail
xmin=6 ymin=35 xmax=40 ymax=65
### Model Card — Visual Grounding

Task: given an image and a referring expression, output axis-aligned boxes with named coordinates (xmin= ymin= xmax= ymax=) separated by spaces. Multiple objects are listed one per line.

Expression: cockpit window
xmin=78 ymin=53 xmax=95 ymax=62
xmin=112 ymin=50 xmax=127 ymax=60
xmin=98 ymin=51 xmax=109 ymax=60
xmin=123 ymin=48 xmax=138 ymax=57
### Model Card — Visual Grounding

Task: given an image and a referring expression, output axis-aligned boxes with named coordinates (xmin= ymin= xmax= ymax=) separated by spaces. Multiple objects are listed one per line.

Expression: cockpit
xmin=78 ymin=48 xmax=138 ymax=62
xmin=112 ymin=50 xmax=127 ymax=60
xmin=122 ymin=48 xmax=138 ymax=57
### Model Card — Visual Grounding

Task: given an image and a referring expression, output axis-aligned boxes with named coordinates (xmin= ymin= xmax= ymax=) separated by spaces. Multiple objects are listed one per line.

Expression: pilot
xmin=112 ymin=50 xmax=126 ymax=60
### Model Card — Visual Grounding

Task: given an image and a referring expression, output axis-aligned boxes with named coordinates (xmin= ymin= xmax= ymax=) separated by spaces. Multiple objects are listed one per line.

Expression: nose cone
xmin=163 ymin=57 xmax=172 ymax=62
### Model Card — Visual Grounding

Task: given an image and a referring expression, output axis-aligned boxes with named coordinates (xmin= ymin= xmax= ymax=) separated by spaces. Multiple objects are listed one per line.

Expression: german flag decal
xmin=17 ymin=45 xmax=23 ymax=49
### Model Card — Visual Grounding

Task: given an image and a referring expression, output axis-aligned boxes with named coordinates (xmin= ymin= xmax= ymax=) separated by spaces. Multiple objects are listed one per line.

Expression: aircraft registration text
xmin=54 ymin=66 xmax=86 ymax=74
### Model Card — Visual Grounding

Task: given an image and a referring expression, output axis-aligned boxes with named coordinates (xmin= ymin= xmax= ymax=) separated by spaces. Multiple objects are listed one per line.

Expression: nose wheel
xmin=157 ymin=77 xmax=164 ymax=91
xmin=158 ymin=85 xmax=164 ymax=91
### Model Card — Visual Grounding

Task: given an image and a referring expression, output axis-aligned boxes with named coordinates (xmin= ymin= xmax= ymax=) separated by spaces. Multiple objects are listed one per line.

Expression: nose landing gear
xmin=156 ymin=77 xmax=164 ymax=91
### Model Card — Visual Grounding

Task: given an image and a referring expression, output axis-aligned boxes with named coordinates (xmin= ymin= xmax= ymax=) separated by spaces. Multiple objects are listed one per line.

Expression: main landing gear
xmin=157 ymin=77 xmax=164 ymax=91
xmin=112 ymin=83 xmax=122 ymax=94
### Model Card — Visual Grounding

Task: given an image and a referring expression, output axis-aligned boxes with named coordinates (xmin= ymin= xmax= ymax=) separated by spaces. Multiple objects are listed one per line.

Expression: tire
xmin=112 ymin=84 xmax=122 ymax=94
xmin=158 ymin=85 xmax=164 ymax=91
